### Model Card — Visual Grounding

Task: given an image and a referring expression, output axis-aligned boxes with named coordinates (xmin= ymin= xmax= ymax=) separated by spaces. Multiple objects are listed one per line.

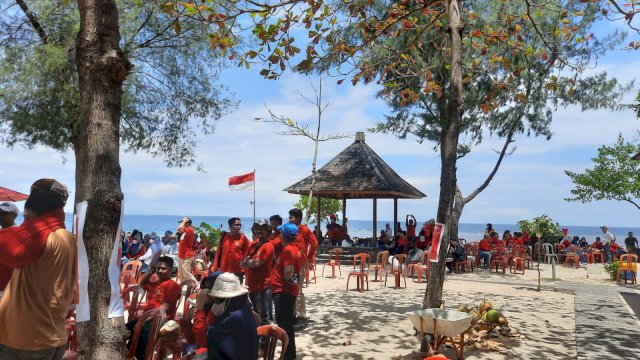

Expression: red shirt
xmin=512 ymin=237 xmax=523 ymax=246
xmin=215 ymin=233 xmax=249 ymax=273
xmin=296 ymin=224 xmax=318 ymax=260
xmin=271 ymin=243 xmax=301 ymax=297
xmin=479 ymin=239 xmax=491 ymax=251
xmin=270 ymin=233 xmax=282 ymax=259
xmin=178 ymin=226 xmax=195 ymax=259
xmin=132 ymin=245 xmax=146 ymax=260
xmin=245 ymin=240 xmax=275 ymax=293
xmin=561 ymin=239 xmax=571 ymax=249
xmin=397 ymin=236 xmax=409 ymax=252
xmin=593 ymin=241 xmax=604 ymax=250
xmin=407 ymin=224 xmax=416 ymax=237
xmin=415 ymin=238 xmax=428 ymax=250
xmin=490 ymin=239 xmax=505 ymax=247
xmin=143 ymin=278 xmax=181 ymax=319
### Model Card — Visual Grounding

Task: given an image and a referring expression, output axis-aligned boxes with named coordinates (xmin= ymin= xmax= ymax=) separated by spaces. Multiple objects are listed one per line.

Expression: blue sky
xmin=1 ymin=20 xmax=639 ymax=227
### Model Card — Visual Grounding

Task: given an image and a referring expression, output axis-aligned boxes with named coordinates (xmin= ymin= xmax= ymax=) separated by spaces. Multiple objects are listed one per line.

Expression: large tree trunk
xmin=74 ymin=0 xmax=132 ymax=358
xmin=450 ymin=185 xmax=465 ymax=240
xmin=423 ymin=0 xmax=464 ymax=309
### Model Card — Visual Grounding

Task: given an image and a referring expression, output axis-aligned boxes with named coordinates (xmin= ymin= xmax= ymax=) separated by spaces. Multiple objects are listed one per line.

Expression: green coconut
xmin=479 ymin=301 xmax=493 ymax=314
xmin=482 ymin=309 xmax=500 ymax=324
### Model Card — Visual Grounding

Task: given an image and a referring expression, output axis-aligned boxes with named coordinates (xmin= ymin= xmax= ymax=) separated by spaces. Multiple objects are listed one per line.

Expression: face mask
xmin=132 ymin=240 xmax=138 ymax=244
xmin=211 ymin=299 xmax=229 ymax=316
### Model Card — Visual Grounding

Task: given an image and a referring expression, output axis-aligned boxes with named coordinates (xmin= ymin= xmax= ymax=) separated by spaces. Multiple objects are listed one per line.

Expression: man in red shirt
xmin=127 ymin=256 xmax=181 ymax=359
xmin=289 ymin=208 xmax=317 ymax=320
xmin=177 ymin=217 xmax=197 ymax=284
xmin=271 ymin=222 xmax=301 ymax=360
xmin=241 ymin=222 xmax=275 ymax=325
xmin=406 ymin=214 xmax=417 ymax=245
xmin=269 ymin=215 xmax=283 ymax=259
xmin=212 ymin=217 xmax=250 ymax=283
xmin=478 ymin=234 xmax=492 ymax=268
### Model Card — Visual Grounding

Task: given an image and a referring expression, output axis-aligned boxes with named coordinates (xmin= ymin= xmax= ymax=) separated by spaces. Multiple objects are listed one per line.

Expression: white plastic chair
xmin=543 ymin=243 xmax=558 ymax=264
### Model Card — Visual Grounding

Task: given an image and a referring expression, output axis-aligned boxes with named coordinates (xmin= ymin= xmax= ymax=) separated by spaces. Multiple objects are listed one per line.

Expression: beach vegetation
xmin=604 ymin=259 xmax=621 ymax=280
xmin=293 ymin=195 xmax=342 ymax=225
xmin=565 ymin=134 xmax=640 ymax=211
xmin=194 ymin=221 xmax=224 ymax=250
xmin=518 ymin=214 xmax=562 ymax=290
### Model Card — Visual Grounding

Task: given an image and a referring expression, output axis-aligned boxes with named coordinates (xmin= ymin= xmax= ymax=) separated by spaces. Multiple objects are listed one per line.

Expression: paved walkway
xmin=552 ymin=281 xmax=639 ymax=359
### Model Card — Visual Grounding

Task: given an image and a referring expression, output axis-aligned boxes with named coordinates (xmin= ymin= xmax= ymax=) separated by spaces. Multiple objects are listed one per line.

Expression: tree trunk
xmin=74 ymin=0 xmax=132 ymax=358
xmin=450 ymin=185 xmax=465 ymax=240
xmin=423 ymin=0 xmax=464 ymax=309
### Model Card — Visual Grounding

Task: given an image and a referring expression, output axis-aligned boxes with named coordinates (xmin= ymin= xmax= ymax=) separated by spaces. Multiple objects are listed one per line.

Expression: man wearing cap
xmin=601 ymin=226 xmax=615 ymax=263
xmin=0 ymin=179 xmax=75 ymax=359
xmin=271 ymin=222 xmax=301 ymax=360
xmin=0 ymin=202 xmax=19 ymax=296
xmin=212 ymin=217 xmax=250 ymax=283
xmin=289 ymin=208 xmax=318 ymax=321
xmin=177 ymin=217 xmax=198 ymax=284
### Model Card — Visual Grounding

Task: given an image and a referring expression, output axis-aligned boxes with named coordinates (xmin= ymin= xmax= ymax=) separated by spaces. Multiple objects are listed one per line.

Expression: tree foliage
xmin=195 ymin=221 xmax=223 ymax=249
xmin=0 ymin=0 xmax=235 ymax=167
xmin=293 ymin=195 xmax=342 ymax=225
xmin=565 ymin=134 xmax=640 ymax=211
xmin=518 ymin=215 xmax=562 ymax=244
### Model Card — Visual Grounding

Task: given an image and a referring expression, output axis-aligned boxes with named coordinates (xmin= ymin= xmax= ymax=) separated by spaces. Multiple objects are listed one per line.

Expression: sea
xmin=26 ymin=213 xmax=640 ymax=244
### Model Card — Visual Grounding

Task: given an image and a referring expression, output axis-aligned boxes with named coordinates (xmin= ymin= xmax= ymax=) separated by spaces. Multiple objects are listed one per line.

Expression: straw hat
xmin=209 ymin=273 xmax=248 ymax=298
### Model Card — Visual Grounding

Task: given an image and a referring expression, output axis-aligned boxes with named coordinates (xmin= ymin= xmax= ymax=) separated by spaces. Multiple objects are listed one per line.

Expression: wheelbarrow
xmin=406 ymin=308 xmax=473 ymax=359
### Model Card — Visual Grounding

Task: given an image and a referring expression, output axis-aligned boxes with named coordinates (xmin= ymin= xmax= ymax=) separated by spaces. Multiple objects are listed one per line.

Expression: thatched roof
xmin=284 ymin=132 xmax=426 ymax=199
xmin=632 ymin=152 xmax=640 ymax=161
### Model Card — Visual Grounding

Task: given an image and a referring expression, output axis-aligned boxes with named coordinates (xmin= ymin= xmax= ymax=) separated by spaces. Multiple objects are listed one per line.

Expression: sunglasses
xmin=233 ymin=223 xmax=242 ymax=227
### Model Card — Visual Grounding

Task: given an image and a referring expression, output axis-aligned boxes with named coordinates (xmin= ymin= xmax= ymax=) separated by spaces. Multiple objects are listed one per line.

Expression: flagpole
xmin=253 ymin=169 xmax=256 ymax=224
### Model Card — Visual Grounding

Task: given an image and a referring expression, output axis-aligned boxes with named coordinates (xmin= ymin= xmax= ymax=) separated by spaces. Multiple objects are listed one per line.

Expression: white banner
xmin=108 ymin=200 xmax=125 ymax=318
xmin=74 ymin=201 xmax=90 ymax=322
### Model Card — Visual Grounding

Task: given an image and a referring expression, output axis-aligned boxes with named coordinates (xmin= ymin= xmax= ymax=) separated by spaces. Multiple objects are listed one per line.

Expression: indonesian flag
xmin=229 ymin=171 xmax=255 ymax=191
xmin=429 ymin=223 xmax=445 ymax=263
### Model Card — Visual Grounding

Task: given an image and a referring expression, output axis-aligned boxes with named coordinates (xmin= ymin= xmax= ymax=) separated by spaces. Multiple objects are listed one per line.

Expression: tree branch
xmin=15 ymin=0 xmax=48 ymax=44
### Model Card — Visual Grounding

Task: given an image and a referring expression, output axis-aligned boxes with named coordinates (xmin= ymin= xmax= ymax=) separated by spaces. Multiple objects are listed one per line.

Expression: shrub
xmin=604 ymin=259 xmax=620 ymax=280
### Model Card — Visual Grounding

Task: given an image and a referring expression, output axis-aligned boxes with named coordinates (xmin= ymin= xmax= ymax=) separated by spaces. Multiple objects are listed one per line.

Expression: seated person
xmin=478 ymin=234 xmax=492 ymax=268
xmin=593 ymin=237 xmax=604 ymax=250
xmin=511 ymin=232 xmax=524 ymax=246
xmin=571 ymin=236 xmax=580 ymax=246
xmin=129 ymin=234 xmax=146 ymax=260
xmin=415 ymin=235 xmax=428 ymax=251
xmin=578 ymin=237 xmax=589 ymax=249
xmin=489 ymin=232 xmax=505 ymax=247
xmin=187 ymin=273 xmax=222 ymax=352
xmin=610 ymin=240 xmax=625 ymax=256
xmin=446 ymin=237 xmax=466 ymax=273
xmin=378 ymin=230 xmax=389 ymax=250
xmin=387 ymin=236 xmax=399 ymax=255
xmin=126 ymin=256 xmax=181 ymax=359
xmin=502 ymin=230 xmax=513 ymax=245
xmin=207 ymin=273 xmax=258 ymax=360
xmin=561 ymin=236 xmax=572 ymax=249
xmin=326 ymin=214 xmax=345 ymax=246
xmin=396 ymin=232 xmax=409 ymax=254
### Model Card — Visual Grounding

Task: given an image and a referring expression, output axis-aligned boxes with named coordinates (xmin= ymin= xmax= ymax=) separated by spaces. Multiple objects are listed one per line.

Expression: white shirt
xmin=603 ymin=231 xmax=615 ymax=245
xmin=139 ymin=241 xmax=162 ymax=266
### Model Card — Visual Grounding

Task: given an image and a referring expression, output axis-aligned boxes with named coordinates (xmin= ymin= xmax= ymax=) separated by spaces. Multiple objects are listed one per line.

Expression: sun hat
xmin=277 ymin=222 xmax=299 ymax=237
xmin=0 ymin=202 xmax=19 ymax=215
xmin=209 ymin=273 xmax=248 ymax=298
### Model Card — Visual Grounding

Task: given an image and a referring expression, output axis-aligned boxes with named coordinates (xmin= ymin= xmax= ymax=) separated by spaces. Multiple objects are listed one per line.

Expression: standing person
xmin=177 ymin=217 xmax=197 ymax=284
xmin=600 ymin=226 xmax=615 ymax=263
xmin=269 ymin=215 xmax=283 ymax=259
xmin=288 ymin=208 xmax=318 ymax=321
xmin=406 ymin=214 xmax=418 ymax=245
xmin=485 ymin=223 xmax=494 ymax=235
xmin=271 ymin=222 xmax=301 ymax=360
xmin=0 ymin=202 xmax=19 ymax=297
xmin=212 ymin=217 xmax=250 ymax=283
xmin=385 ymin=223 xmax=392 ymax=238
xmin=0 ymin=179 xmax=75 ymax=359
xmin=241 ymin=222 xmax=275 ymax=325
xmin=326 ymin=214 xmax=343 ymax=246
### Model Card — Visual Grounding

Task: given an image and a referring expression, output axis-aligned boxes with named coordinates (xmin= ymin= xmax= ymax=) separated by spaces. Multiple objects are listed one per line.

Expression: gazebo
xmin=284 ymin=132 xmax=426 ymax=241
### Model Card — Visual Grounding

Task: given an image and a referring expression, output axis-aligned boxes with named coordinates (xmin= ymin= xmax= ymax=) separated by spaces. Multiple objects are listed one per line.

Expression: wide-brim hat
xmin=209 ymin=273 xmax=248 ymax=298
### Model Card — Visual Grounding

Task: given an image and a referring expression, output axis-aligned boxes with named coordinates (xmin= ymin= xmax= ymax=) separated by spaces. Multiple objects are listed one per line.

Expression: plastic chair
xmin=121 ymin=260 xmax=143 ymax=290
xmin=346 ymin=253 xmax=370 ymax=293
xmin=509 ymin=246 xmax=526 ymax=275
xmin=616 ymin=254 xmax=638 ymax=285
xmin=490 ymin=247 xmax=507 ymax=274
xmin=563 ymin=245 xmax=581 ymax=269
xmin=321 ymin=248 xmax=343 ymax=278
xmin=305 ymin=257 xmax=317 ymax=286
xmin=127 ymin=309 xmax=166 ymax=360
xmin=591 ymin=247 xmax=605 ymax=264
xmin=555 ymin=244 xmax=567 ymax=263
xmin=385 ymin=254 xmax=408 ymax=288
xmin=407 ymin=251 xmax=429 ymax=283
xmin=371 ymin=250 xmax=389 ymax=282
xmin=464 ymin=243 xmax=478 ymax=271
xmin=542 ymin=243 xmax=558 ymax=264
xmin=175 ymin=280 xmax=197 ymax=319
xmin=257 ymin=324 xmax=289 ymax=360
xmin=122 ymin=285 xmax=147 ymax=322
xmin=191 ymin=257 xmax=209 ymax=281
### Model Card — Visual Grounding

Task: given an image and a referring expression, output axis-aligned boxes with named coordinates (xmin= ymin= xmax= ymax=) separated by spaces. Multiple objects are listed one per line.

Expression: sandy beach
xmin=293 ymin=261 xmax=620 ymax=359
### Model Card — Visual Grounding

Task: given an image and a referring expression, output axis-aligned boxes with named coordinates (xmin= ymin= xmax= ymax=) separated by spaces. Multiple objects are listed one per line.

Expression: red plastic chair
xmin=555 ymin=244 xmax=567 ymax=263
xmin=346 ymin=253 xmax=370 ymax=292
xmin=591 ymin=246 xmax=605 ymax=264
xmin=407 ymin=252 xmax=429 ymax=283
xmin=122 ymin=285 xmax=147 ymax=322
xmin=121 ymin=260 xmax=143 ymax=290
xmin=305 ymin=257 xmax=317 ymax=286
xmin=509 ymin=246 xmax=526 ymax=275
xmin=385 ymin=254 xmax=408 ymax=288
xmin=63 ymin=310 xmax=77 ymax=360
xmin=490 ymin=247 xmax=507 ymax=274
xmin=371 ymin=251 xmax=389 ymax=282
xmin=616 ymin=254 xmax=638 ymax=285
xmin=127 ymin=309 xmax=166 ymax=360
xmin=257 ymin=325 xmax=289 ymax=360
xmin=321 ymin=248 xmax=343 ymax=278
xmin=191 ymin=258 xmax=209 ymax=281
xmin=563 ymin=245 xmax=581 ymax=269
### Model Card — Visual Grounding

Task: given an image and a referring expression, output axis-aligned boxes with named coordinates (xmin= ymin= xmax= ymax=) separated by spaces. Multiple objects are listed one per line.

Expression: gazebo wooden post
xmin=393 ymin=197 xmax=398 ymax=236
xmin=373 ymin=196 xmax=378 ymax=244
xmin=342 ymin=194 xmax=347 ymax=229
xmin=316 ymin=196 xmax=322 ymax=238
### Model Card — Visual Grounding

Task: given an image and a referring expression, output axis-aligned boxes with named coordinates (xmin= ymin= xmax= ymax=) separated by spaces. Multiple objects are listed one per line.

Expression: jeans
xmin=0 ymin=345 xmax=66 ymax=360
xmin=250 ymin=287 xmax=273 ymax=325
xmin=273 ymin=292 xmax=297 ymax=360
xmin=478 ymin=250 xmax=492 ymax=267
xmin=603 ymin=244 xmax=612 ymax=263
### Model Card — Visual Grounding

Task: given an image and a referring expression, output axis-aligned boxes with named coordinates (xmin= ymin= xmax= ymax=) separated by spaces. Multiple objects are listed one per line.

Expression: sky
xmin=1 ymin=17 xmax=639 ymax=228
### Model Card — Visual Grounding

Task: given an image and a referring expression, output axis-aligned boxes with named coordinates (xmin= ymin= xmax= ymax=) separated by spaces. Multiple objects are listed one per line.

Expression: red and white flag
xmin=229 ymin=171 xmax=255 ymax=191
xmin=429 ymin=223 xmax=445 ymax=263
